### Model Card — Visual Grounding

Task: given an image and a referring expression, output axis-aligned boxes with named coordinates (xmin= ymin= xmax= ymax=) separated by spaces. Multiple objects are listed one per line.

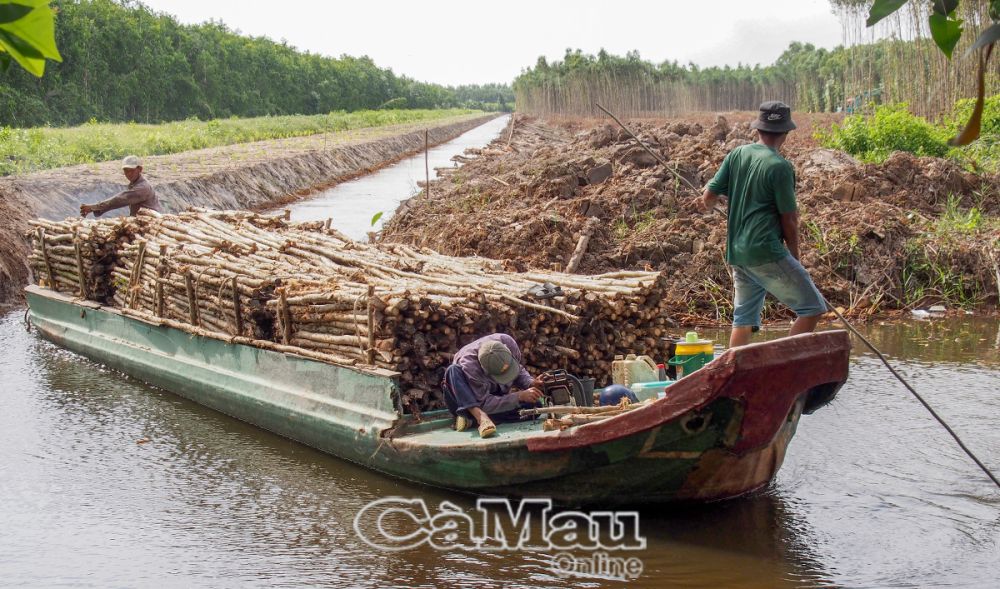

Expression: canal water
xmin=286 ymin=114 xmax=510 ymax=240
xmin=2 ymin=117 xmax=999 ymax=587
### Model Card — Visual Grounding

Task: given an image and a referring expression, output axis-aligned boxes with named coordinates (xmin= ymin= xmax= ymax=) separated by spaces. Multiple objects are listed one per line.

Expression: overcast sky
xmin=140 ymin=0 xmax=846 ymax=86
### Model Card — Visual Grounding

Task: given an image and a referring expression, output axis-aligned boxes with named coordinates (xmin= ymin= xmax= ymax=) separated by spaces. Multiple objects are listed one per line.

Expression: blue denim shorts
xmin=732 ymin=255 xmax=827 ymax=327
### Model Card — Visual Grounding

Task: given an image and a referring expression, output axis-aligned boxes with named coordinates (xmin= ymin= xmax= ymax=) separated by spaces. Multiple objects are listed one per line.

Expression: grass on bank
xmin=902 ymin=195 xmax=1000 ymax=309
xmin=0 ymin=109 xmax=479 ymax=176
xmin=816 ymin=99 xmax=1000 ymax=172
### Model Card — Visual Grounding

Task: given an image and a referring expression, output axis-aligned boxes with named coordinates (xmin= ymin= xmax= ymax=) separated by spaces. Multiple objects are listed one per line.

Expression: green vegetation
xmin=901 ymin=194 xmax=999 ymax=309
xmin=831 ymin=0 xmax=998 ymax=145
xmin=816 ymin=103 xmax=951 ymax=161
xmin=612 ymin=211 xmax=657 ymax=240
xmin=0 ymin=108 xmax=476 ymax=175
xmin=0 ymin=1 xmax=61 ymax=76
xmin=937 ymin=194 xmax=985 ymax=233
xmin=0 ymin=1 xmax=512 ymax=127
xmin=902 ymin=242 xmax=987 ymax=309
xmin=816 ymin=99 xmax=1000 ymax=169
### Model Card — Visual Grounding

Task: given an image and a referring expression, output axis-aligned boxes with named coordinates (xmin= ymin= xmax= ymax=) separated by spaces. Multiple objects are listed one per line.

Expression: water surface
xmin=287 ymin=115 xmax=509 ymax=240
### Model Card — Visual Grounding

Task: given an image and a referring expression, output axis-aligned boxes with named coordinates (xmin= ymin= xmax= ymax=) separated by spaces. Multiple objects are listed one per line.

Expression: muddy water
xmin=287 ymin=114 xmax=510 ymax=239
xmin=3 ymin=313 xmax=998 ymax=587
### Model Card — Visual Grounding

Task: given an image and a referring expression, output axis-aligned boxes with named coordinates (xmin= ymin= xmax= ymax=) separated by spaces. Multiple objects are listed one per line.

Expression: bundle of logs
xmin=27 ymin=217 xmax=130 ymax=302
xmin=28 ymin=209 xmax=677 ymax=412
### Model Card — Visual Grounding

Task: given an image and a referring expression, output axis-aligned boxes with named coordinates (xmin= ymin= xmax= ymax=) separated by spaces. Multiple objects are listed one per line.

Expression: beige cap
xmin=122 ymin=155 xmax=141 ymax=169
xmin=478 ymin=339 xmax=520 ymax=385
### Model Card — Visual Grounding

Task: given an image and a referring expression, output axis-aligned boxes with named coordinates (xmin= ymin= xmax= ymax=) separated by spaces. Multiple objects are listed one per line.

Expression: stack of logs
xmin=27 ymin=217 xmax=130 ymax=303
xmin=29 ymin=210 xmax=677 ymax=412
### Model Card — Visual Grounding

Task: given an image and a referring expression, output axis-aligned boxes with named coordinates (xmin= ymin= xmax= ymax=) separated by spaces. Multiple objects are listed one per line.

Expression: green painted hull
xmin=25 ymin=286 xmax=850 ymax=505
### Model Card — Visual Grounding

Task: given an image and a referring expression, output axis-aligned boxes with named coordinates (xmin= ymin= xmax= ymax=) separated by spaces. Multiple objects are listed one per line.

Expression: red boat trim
xmin=526 ymin=331 xmax=850 ymax=454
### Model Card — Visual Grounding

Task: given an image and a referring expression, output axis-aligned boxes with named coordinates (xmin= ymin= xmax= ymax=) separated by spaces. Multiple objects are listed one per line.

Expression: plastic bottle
xmin=611 ymin=354 xmax=659 ymax=386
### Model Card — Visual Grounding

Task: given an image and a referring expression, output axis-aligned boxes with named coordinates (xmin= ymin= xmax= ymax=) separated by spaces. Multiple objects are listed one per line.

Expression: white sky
xmin=140 ymin=0 xmax=846 ymax=86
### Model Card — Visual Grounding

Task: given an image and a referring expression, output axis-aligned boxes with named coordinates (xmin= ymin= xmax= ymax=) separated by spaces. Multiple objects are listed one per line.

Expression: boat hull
xmin=25 ymin=286 xmax=849 ymax=504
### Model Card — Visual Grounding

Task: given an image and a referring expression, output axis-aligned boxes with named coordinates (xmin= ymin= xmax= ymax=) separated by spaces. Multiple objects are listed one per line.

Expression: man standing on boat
xmin=441 ymin=334 xmax=543 ymax=438
xmin=700 ymin=101 xmax=826 ymax=348
xmin=80 ymin=155 xmax=161 ymax=218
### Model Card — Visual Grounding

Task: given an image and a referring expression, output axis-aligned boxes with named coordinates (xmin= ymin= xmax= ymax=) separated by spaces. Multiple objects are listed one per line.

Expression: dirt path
xmin=0 ymin=113 xmax=497 ymax=306
xmin=381 ymin=113 xmax=1000 ymax=323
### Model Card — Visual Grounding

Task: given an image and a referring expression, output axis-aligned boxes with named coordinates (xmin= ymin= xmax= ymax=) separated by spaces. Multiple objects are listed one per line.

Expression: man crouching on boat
xmin=441 ymin=334 xmax=544 ymax=438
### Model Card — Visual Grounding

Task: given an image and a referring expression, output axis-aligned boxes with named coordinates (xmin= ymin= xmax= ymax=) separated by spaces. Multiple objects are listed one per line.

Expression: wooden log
xmin=155 ymin=245 xmax=167 ymax=317
xmin=184 ymin=270 xmax=200 ymax=326
xmin=231 ymin=275 xmax=244 ymax=336
xmin=37 ymin=228 xmax=58 ymax=291
xmin=564 ymin=218 xmax=600 ymax=274
xmin=278 ymin=288 xmax=292 ymax=345
xmin=366 ymin=284 xmax=376 ymax=365
xmin=128 ymin=241 xmax=148 ymax=309
xmin=72 ymin=230 xmax=90 ymax=299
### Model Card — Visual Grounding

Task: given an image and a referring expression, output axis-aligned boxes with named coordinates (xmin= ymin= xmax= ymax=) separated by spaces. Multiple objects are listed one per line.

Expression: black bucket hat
xmin=750 ymin=100 xmax=797 ymax=133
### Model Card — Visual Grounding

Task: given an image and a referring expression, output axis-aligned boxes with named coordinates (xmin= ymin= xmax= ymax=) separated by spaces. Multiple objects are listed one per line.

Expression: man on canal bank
xmin=441 ymin=334 xmax=544 ymax=439
xmin=700 ymin=101 xmax=826 ymax=348
xmin=80 ymin=155 xmax=161 ymax=218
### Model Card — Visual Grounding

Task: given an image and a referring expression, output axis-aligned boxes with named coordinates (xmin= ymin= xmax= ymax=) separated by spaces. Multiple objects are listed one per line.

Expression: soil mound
xmin=381 ymin=115 xmax=1000 ymax=322
xmin=0 ymin=185 xmax=31 ymax=307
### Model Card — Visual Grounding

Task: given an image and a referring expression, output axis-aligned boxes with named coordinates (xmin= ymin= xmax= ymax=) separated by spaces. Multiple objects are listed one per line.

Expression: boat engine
xmin=538 ymin=369 xmax=590 ymax=407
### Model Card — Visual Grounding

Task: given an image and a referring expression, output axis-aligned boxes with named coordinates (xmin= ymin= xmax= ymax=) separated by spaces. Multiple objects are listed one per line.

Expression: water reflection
xmin=7 ymin=311 xmax=999 ymax=586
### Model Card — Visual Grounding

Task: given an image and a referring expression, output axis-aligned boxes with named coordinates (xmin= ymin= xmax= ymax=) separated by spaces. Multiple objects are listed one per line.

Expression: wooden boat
xmin=25 ymin=284 xmax=850 ymax=505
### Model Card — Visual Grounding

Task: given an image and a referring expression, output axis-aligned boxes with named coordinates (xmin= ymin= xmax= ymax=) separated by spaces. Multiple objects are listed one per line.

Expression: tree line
xmin=512 ymin=45 xmax=852 ymax=118
xmin=514 ymin=1 xmax=998 ymax=119
xmin=0 ymin=0 xmax=514 ymax=127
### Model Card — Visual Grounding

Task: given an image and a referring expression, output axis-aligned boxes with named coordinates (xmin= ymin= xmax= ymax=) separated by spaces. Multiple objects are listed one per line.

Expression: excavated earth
xmin=381 ymin=113 xmax=1000 ymax=324
xmin=0 ymin=114 xmax=495 ymax=307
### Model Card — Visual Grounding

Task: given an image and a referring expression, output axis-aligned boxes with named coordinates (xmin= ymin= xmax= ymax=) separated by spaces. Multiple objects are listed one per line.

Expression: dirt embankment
xmin=381 ymin=113 xmax=1000 ymax=323
xmin=0 ymin=114 xmax=497 ymax=306
xmin=0 ymin=191 xmax=31 ymax=307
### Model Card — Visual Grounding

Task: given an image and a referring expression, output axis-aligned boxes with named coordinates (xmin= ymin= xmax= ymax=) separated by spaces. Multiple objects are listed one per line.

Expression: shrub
xmin=818 ymin=103 xmax=950 ymax=162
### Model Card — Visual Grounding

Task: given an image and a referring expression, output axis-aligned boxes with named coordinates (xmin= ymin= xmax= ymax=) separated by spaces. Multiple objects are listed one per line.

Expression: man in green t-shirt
xmin=701 ymin=101 xmax=826 ymax=348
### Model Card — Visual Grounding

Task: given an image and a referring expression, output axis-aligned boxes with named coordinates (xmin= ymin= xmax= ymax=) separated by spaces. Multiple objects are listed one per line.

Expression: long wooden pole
xmin=231 ymin=275 xmax=244 ymax=336
xmin=155 ymin=245 xmax=167 ymax=317
xmin=129 ymin=241 xmax=147 ymax=309
xmin=184 ymin=270 xmax=199 ymax=326
xmin=366 ymin=284 xmax=376 ymax=365
xmin=278 ymin=288 xmax=292 ymax=345
xmin=72 ymin=229 xmax=89 ymax=299
xmin=37 ymin=228 xmax=56 ymax=290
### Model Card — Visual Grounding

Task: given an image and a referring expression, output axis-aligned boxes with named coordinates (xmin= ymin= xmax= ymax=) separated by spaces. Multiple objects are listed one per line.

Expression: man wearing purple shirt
xmin=442 ymin=334 xmax=543 ymax=438
xmin=80 ymin=155 xmax=161 ymax=218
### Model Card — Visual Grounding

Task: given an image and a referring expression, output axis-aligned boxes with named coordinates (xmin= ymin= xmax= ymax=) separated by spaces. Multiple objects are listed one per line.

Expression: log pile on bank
xmin=28 ymin=210 xmax=674 ymax=411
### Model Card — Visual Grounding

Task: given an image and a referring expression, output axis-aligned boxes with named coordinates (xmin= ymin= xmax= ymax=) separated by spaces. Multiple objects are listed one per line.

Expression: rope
xmin=826 ymin=302 xmax=1000 ymax=490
